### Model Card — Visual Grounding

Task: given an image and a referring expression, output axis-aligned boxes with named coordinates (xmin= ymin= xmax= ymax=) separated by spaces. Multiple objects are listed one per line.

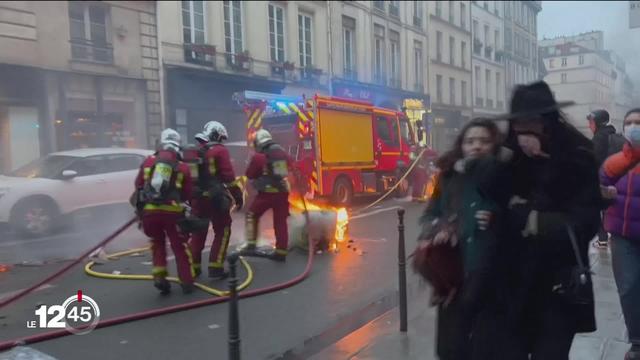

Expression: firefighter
xmin=135 ymin=128 xmax=194 ymax=295
xmin=188 ymin=121 xmax=243 ymax=279
xmin=242 ymin=129 xmax=292 ymax=262
xmin=411 ymin=147 xmax=437 ymax=202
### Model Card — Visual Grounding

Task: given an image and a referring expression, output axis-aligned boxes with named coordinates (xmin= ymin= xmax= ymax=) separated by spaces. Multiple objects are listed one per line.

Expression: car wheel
xmin=11 ymin=198 xmax=60 ymax=238
xmin=331 ymin=177 xmax=353 ymax=207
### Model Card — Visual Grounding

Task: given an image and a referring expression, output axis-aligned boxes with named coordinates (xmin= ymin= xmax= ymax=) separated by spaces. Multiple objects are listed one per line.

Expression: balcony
xmin=71 ymin=39 xmax=114 ymax=64
xmin=184 ymin=43 xmax=216 ymax=66
xmin=487 ymin=99 xmax=494 ymax=108
xmin=270 ymin=61 xmax=296 ymax=77
xmin=225 ymin=51 xmax=252 ymax=72
xmin=475 ymin=97 xmax=484 ymax=107
xmin=389 ymin=77 xmax=402 ymax=89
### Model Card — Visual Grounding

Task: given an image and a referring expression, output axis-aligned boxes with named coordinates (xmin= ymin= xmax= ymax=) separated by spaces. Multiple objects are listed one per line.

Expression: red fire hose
xmin=0 ymin=217 xmax=316 ymax=352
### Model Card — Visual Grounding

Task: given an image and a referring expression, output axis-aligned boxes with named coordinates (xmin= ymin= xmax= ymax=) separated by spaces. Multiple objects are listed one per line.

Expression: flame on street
xmin=334 ymin=208 xmax=349 ymax=242
xmin=288 ymin=194 xmax=349 ymax=243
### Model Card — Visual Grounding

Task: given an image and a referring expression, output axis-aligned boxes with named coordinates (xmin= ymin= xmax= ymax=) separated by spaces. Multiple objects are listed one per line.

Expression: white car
xmin=0 ymin=148 xmax=153 ymax=237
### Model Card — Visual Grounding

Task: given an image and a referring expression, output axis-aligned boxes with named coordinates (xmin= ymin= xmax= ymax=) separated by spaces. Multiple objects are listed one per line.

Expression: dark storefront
xmin=429 ymin=108 xmax=470 ymax=153
xmin=167 ymin=67 xmax=286 ymax=143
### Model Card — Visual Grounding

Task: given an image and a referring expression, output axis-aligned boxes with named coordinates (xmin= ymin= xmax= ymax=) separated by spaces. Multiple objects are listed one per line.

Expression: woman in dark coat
xmin=418 ymin=118 xmax=513 ymax=360
xmin=498 ymin=82 xmax=602 ymax=359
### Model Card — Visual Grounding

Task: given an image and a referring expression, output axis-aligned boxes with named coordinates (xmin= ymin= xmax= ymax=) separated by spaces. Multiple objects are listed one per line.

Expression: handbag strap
xmin=565 ymin=223 xmax=586 ymax=270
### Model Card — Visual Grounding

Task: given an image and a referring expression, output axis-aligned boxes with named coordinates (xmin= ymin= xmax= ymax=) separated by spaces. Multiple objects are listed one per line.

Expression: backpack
xmin=142 ymin=157 xmax=179 ymax=204
xmin=607 ymin=133 xmax=626 ymax=157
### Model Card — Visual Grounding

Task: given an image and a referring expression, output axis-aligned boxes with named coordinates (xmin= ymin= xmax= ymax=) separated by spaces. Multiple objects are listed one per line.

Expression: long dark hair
xmin=436 ymin=118 xmax=500 ymax=174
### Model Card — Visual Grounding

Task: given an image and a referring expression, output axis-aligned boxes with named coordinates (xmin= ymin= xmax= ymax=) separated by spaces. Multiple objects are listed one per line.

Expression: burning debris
xmin=287 ymin=194 xmax=349 ymax=253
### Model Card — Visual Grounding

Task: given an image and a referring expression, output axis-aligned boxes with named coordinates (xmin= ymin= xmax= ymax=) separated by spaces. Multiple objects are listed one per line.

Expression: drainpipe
xmin=326 ymin=1 xmax=334 ymax=95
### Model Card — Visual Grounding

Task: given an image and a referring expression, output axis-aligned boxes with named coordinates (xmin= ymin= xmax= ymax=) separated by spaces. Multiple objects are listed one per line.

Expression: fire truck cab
xmin=234 ymin=91 xmax=434 ymax=206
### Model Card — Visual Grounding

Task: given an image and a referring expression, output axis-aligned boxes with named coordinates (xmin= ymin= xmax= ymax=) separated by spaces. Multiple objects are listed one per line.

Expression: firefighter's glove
xmin=229 ymin=186 xmax=243 ymax=211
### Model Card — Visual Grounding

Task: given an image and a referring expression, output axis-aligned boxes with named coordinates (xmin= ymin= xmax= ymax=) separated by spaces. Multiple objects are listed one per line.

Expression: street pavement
xmin=311 ymin=244 xmax=632 ymax=360
xmin=0 ymin=196 xmax=426 ymax=359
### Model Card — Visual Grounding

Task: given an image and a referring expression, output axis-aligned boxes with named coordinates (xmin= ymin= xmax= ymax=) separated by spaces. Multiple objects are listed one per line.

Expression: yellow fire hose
xmin=84 ymin=246 xmax=254 ymax=296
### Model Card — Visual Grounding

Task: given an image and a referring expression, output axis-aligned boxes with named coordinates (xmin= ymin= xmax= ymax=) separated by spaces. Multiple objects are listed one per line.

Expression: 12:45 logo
xmin=27 ymin=290 xmax=101 ymax=335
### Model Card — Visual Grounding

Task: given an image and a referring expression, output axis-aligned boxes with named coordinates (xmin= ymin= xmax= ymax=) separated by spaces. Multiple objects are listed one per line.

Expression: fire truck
xmin=233 ymin=91 xmax=436 ymax=206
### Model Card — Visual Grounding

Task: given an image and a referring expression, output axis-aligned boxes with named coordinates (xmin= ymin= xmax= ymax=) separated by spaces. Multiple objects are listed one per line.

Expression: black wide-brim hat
xmin=494 ymin=81 xmax=575 ymax=121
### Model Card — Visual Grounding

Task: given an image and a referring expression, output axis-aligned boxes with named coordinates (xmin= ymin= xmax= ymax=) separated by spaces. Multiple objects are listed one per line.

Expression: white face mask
xmin=624 ymin=124 xmax=640 ymax=147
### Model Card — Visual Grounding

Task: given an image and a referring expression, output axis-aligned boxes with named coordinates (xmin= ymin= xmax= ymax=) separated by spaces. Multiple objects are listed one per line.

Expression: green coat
xmin=420 ymin=157 xmax=505 ymax=273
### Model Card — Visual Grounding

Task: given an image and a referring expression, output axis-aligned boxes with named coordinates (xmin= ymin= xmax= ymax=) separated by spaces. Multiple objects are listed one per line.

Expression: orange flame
xmin=335 ymin=208 xmax=349 ymax=242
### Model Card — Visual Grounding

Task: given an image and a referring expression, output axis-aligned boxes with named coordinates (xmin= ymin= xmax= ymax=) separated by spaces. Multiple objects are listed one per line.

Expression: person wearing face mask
xmin=599 ymin=108 xmax=640 ymax=360
xmin=417 ymin=118 xmax=514 ymax=360
xmin=496 ymin=82 xmax=602 ymax=360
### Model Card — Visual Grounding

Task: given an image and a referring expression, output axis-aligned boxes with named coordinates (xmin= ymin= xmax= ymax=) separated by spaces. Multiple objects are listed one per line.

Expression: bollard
xmin=228 ymin=253 xmax=241 ymax=360
xmin=397 ymin=208 xmax=408 ymax=332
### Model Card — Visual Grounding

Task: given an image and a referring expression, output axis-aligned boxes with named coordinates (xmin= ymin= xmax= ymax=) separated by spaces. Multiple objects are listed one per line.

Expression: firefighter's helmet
xmin=203 ymin=121 xmax=228 ymax=143
xmin=194 ymin=132 xmax=208 ymax=144
xmin=254 ymin=129 xmax=273 ymax=150
xmin=160 ymin=128 xmax=181 ymax=152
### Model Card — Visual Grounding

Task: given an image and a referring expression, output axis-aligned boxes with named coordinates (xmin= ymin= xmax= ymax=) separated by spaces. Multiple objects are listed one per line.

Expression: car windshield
xmin=8 ymin=155 xmax=78 ymax=179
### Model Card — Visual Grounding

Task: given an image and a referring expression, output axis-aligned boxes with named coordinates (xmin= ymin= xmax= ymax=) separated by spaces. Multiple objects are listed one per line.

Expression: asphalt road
xmin=0 ymin=196 xmax=426 ymax=360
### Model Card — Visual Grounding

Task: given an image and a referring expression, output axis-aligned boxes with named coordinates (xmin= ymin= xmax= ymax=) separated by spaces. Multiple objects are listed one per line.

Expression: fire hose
xmin=0 ymin=219 xmax=317 ymax=352
xmin=353 ymin=147 xmax=431 ymax=215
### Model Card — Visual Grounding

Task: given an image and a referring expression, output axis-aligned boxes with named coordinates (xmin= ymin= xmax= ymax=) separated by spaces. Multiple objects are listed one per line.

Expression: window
xmin=343 ymin=16 xmax=356 ymax=79
xmin=461 ymin=41 xmax=467 ymax=68
xmin=460 ymin=3 xmax=466 ymax=29
xmin=449 ymin=36 xmax=455 ymax=66
xmin=414 ymin=41 xmax=423 ymax=90
xmin=461 ymin=80 xmax=468 ymax=106
xmin=579 ymin=55 xmax=584 ymax=65
xmin=298 ymin=13 xmax=313 ymax=67
xmin=549 ymin=58 xmax=555 ymax=68
xmin=496 ymin=72 xmax=501 ymax=107
xmin=373 ymin=1 xmax=385 ymax=10
xmin=436 ymin=31 xmax=442 ymax=61
xmin=66 ymin=156 xmax=107 ymax=177
xmin=561 ymin=73 xmax=567 ymax=83
xmin=449 ymin=1 xmax=454 ymax=23
xmin=505 ymin=29 xmax=512 ymax=50
xmin=224 ymin=1 xmax=243 ymax=59
xmin=485 ymin=69 xmax=491 ymax=106
xmin=69 ymin=2 xmax=112 ymax=63
xmin=505 ymin=1 xmax=511 ymax=19
xmin=561 ymin=57 xmax=567 ymax=67
xmin=413 ymin=1 xmax=423 ymax=27
xmin=449 ymin=77 xmax=456 ymax=105
xmin=103 ymin=154 xmax=145 ymax=173
xmin=436 ymin=75 xmax=443 ymax=103
xmin=390 ymin=31 xmax=400 ymax=87
xmin=436 ymin=1 xmax=442 ymax=18
xmin=475 ymin=65 xmax=481 ymax=100
xmin=376 ymin=116 xmax=392 ymax=144
xmin=374 ymin=24 xmax=385 ymax=84
xmin=269 ymin=4 xmax=285 ymax=63
xmin=389 ymin=1 xmax=400 ymax=17
xmin=494 ymin=30 xmax=500 ymax=51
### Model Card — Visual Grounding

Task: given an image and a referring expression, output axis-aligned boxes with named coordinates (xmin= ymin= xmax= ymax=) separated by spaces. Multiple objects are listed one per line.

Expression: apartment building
xmin=471 ymin=0 xmax=506 ymax=117
xmin=0 ymin=1 xmax=159 ymax=173
xmin=503 ymin=1 xmax=541 ymax=96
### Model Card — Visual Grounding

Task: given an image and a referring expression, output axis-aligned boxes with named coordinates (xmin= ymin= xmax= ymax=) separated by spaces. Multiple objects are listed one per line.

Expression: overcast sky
xmin=538 ymin=1 xmax=640 ymax=84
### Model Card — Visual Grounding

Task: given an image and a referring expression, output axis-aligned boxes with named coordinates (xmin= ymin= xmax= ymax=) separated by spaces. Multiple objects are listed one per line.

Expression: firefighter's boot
xmin=240 ymin=212 xmax=259 ymax=254
xmin=154 ymin=277 xmax=171 ymax=295
xmin=192 ymin=264 xmax=202 ymax=278
xmin=208 ymin=267 xmax=229 ymax=280
xmin=181 ymin=282 xmax=195 ymax=294
xmin=266 ymin=248 xmax=287 ymax=262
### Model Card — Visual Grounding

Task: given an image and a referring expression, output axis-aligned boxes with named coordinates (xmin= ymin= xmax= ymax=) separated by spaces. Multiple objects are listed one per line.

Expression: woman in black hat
xmin=497 ymin=81 xmax=603 ymax=359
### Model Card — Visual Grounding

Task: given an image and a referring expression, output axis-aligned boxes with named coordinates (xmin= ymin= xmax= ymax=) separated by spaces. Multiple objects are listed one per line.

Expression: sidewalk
xmin=312 ymin=245 xmax=631 ymax=360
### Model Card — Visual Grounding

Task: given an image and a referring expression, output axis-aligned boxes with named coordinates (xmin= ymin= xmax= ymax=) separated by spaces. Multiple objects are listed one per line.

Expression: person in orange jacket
xmin=189 ymin=121 xmax=243 ymax=279
xmin=134 ymin=128 xmax=194 ymax=295
xmin=242 ymin=129 xmax=293 ymax=261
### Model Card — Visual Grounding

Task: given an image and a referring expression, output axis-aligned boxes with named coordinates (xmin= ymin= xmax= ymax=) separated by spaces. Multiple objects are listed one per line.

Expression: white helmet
xmin=254 ymin=129 xmax=273 ymax=149
xmin=203 ymin=121 xmax=228 ymax=142
xmin=194 ymin=132 xmax=208 ymax=144
xmin=160 ymin=128 xmax=181 ymax=151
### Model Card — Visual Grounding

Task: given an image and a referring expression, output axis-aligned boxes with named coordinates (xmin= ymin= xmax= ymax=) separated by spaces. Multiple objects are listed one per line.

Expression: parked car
xmin=0 ymin=148 xmax=153 ymax=237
